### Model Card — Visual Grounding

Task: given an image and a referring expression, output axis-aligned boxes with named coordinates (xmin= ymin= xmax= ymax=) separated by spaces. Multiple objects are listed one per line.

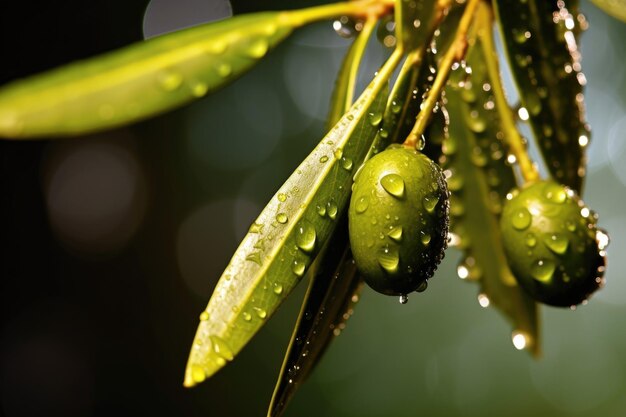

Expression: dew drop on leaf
xmin=210 ymin=335 xmax=234 ymax=361
xmin=295 ymin=221 xmax=316 ymax=253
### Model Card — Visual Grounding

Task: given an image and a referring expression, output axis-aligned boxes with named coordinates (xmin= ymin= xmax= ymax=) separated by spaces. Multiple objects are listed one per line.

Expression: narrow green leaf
xmin=444 ymin=32 xmax=540 ymax=355
xmin=589 ymin=0 xmax=626 ymax=23
xmin=395 ymin=0 xmax=444 ymax=51
xmin=268 ymin=215 xmax=362 ymax=417
xmin=0 ymin=12 xmax=297 ymax=138
xmin=183 ymin=51 xmax=400 ymax=387
xmin=493 ymin=0 xmax=589 ymax=193
xmin=327 ymin=18 xmax=377 ymax=130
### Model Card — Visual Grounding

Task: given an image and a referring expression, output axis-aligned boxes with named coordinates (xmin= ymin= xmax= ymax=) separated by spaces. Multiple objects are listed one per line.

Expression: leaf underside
xmin=268 ymin=215 xmax=362 ymax=417
xmin=442 ymin=19 xmax=540 ymax=355
xmin=494 ymin=0 xmax=588 ymax=193
xmin=0 ymin=12 xmax=295 ymax=138
xmin=184 ymin=64 xmax=390 ymax=386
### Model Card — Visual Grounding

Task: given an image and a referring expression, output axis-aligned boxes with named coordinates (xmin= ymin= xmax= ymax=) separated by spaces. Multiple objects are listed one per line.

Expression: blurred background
xmin=1 ymin=0 xmax=625 ymax=416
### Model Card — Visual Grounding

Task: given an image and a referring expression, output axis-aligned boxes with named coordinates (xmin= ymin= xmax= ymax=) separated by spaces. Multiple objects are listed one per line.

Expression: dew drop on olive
xmin=500 ymin=180 xmax=607 ymax=307
xmin=348 ymin=145 xmax=450 ymax=297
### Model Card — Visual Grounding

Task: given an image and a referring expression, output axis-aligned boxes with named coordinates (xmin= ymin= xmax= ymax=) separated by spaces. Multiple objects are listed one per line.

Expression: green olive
xmin=348 ymin=145 xmax=449 ymax=297
xmin=500 ymin=180 xmax=607 ymax=307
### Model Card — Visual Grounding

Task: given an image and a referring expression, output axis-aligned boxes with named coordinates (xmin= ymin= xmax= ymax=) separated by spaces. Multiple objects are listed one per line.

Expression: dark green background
xmin=1 ymin=1 xmax=625 ymax=416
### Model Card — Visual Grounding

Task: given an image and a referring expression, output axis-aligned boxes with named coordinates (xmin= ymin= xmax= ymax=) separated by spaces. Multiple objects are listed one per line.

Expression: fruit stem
xmin=475 ymin=3 xmax=540 ymax=184
xmin=404 ymin=0 xmax=481 ymax=148
xmin=285 ymin=0 xmax=394 ymax=27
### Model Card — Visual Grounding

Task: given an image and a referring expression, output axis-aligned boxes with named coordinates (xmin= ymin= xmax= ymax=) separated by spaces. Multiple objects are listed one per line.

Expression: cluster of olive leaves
xmin=0 ymin=0 xmax=622 ymax=415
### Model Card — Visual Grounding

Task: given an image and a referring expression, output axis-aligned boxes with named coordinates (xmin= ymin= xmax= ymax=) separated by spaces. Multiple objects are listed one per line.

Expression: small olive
xmin=500 ymin=180 xmax=607 ymax=307
xmin=348 ymin=145 xmax=449 ymax=297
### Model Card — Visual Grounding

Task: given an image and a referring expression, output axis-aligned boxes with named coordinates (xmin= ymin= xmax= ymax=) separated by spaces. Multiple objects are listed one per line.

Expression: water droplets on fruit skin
xmin=378 ymin=246 xmax=399 ymax=274
xmin=512 ymin=208 xmax=532 ymax=230
xmin=355 ymin=196 xmax=369 ymax=214
xmin=380 ymin=174 xmax=405 ymax=198
xmin=531 ymin=259 xmax=556 ymax=283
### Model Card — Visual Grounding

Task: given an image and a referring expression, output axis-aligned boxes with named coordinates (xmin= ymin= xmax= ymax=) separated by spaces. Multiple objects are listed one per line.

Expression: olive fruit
xmin=500 ymin=180 xmax=607 ymax=307
xmin=348 ymin=145 xmax=449 ymax=297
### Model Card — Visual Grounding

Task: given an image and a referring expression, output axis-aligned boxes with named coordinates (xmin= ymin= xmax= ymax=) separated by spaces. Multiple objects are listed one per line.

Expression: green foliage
xmin=0 ymin=0 xmax=619 ymax=415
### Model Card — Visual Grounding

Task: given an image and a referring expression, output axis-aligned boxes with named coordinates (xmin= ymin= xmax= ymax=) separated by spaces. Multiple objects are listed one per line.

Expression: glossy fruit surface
xmin=500 ymin=180 xmax=607 ymax=307
xmin=348 ymin=145 xmax=449 ymax=297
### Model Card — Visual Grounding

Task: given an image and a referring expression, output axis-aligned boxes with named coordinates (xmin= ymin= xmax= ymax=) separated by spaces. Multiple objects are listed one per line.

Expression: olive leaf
xmin=589 ymin=0 xmax=626 ymax=22
xmin=0 ymin=12 xmax=300 ymax=138
xmin=183 ymin=50 xmax=399 ymax=386
xmin=493 ymin=0 xmax=588 ymax=193
xmin=443 ymin=9 xmax=540 ymax=354
xmin=267 ymin=215 xmax=362 ymax=417
xmin=268 ymin=23 xmax=379 ymax=414
xmin=327 ymin=18 xmax=377 ymax=129
xmin=394 ymin=0 xmax=444 ymax=51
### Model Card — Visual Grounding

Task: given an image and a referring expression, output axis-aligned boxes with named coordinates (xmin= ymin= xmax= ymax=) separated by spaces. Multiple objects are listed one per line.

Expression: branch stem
xmin=404 ymin=0 xmax=481 ymax=148
xmin=475 ymin=3 xmax=540 ymax=184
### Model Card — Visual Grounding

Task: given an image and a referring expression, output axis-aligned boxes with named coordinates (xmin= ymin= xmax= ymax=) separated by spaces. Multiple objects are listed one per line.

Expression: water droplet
xmin=596 ymin=229 xmax=610 ymax=250
xmin=512 ymin=331 xmax=528 ymax=350
xmin=333 ymin=149 xmax=343 ymax=160
xmin=273 ymin=283 xmax=283 ymax=295
xmin=243 ymin=312 xmax=252 ymax=321
xmin=191 ymin=365 xmax=206 ymax=383
xmin=478 ymin=293 xmax=490 ymax=307
xmin=247 ymin=39 xmax=269 ymax=58
xmin=531 ymin=259 xmax=556 ymax=283
xmin=246 ymin=251 xmax=263 ymax=265
xmin=422 ymin=195 xmax=438 ymax=213
xmin=253 ymin=307 xmax=267 ymax=319
xmin=512 ymin=208 xmax=532 ymax=230
xmin=368 ymin=112 xmax=382 ymax=127
xmin=199 ymin=311 xmax=210 ymax=321
xmin=210 ymin=335 xmax=234 ymax=361
xmin=545 ymin=184 xmax=567 ymax=203
xmin=295 ymin=221 xmax=316 ymax=253
xmin=319 ymin=155 xmax=329 ymax=163
xmin=316 ymin=204 xmax=327 ymax=217
xmin=192 ymin=82 xmax=208 ymax=97
xmin=333 ymin=16 xmax=360 ymax=38
xmin=544 ymin=234 xmax=569 ymax=254
xmin=380 ymin=174 xmax=405 ymax=198
xmin=327 ymin=200 xmax=338 ymax=220
xmin=158 ymin=70 xmax=183 ymax=91
xmin=216 ymin=63 xmax=232 ymax=77
xmin=249 ymin=222 xmax=264 ymax=234
xmin=399 ymin=294 xmax=408 ymax=304
xmin=292 ymin=259 xmax=306 ymax=277
xmin=566 ymin=220 xmax=577 ymax=232
xmin=388 ymin=226 xmax=403 ymax=242
xmin=355 ymin=196 xmax=369 ymax=214
xmin=416 ymin=280 xmax=428 ymax=293
xmin=276 ymin=213 xmax=288 ymax=224
xmin=341 ymin=157 xmax=353 ymax=171
xmin=206 ymin=40 xmax=227 ymax=54
xmin=525 ymin=233 xmax=537 ymax=247
xmin=378 ymin=247 xmax=399 ymax=273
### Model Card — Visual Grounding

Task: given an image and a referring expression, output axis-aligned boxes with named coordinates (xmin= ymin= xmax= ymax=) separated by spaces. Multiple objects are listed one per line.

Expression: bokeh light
xmin=42 ymin=132 xmax=147 ymax=256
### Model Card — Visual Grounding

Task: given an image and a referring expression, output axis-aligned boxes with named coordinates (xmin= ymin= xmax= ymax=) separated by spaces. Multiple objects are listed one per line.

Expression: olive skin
xmin=348 ymin=145 xmax=449 ymax=296
xmin=500 ymin=180 xmax=606 ymax=307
